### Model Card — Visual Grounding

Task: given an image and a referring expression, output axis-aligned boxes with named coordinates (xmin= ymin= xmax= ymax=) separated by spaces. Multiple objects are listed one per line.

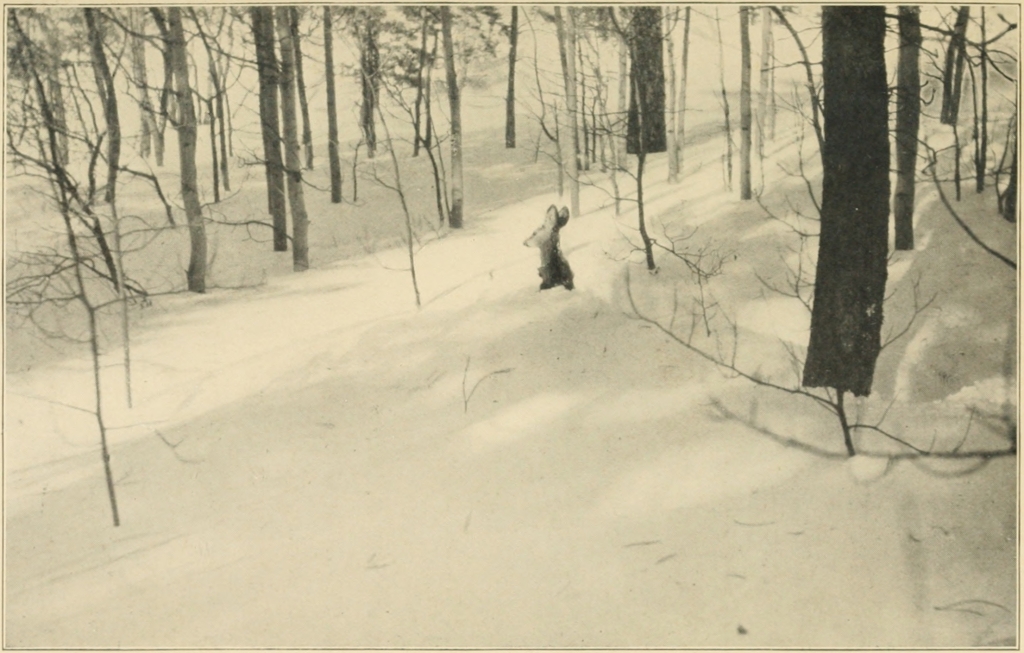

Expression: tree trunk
xmin=148 ymin=8 xmax=172 ymax=167
xmin=940 ymin=6 xmax=970 ymax=126
xmin=738 ymin=6 xmax=752 ymax=200
xmin=412 ymin=11 xmax=430 ymax=156
xmin=893 ymin=6 xmax=921 ymax=251
xmin=84 ymin=9 xmax=120 ymax=204
xmin=715 ymin=8 xmax=732 ymax=190
xmin=276 ymin=6 xmax=310 ymax=271
xmin=803 ymin=6 xmax=889 ymax=398
xmin=554 ymin=6 xmax=581 ymax=217
xmin=441 ymin=7 xmax=463 ymax=229
xmin=289 ymin=7 xmax=313 ymax=170
xmin=976 ymin=7 xmax=988 ymax=192
xmin=616 ymin=18 xmax=628 ymax=165
xmin=250 ymin=6 xmax=288 ymax=251
xmin=167 ymin=7 xmax=207 ymax=292
xmin=506 ymin=6 xmax=518 ymax=148
xmin=578 ymin=40 xmax=589 ymax=171
xmin=626 ymin=6 xmax=666 ymax=157
xmin=665 ymin=9 xmax=679 ymax=183
xmin=678 ymin=7 xmax=690 ymax=175
xmin=207 ymin=96 xmax=220 ymax=203
xmin=213 ymin=58 xmax=230 ymax=191
xmin=129 ymin=8 xmax=155 ymax=160
xmin=360 ymin=21 xmax=379 ymax=158
xmin=1001 ymin=120 xmax=1017 ymax=222
xmin=324 ymin=7 xmax=342 ymax=203
xmin=757 ymin=6 xmax=772 ymax=166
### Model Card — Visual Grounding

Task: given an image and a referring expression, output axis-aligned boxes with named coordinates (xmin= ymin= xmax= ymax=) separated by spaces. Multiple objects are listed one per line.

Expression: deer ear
xmin=546 ymin=205 xmax=558 ymax=223
xmin=557 ymin=207 xmax=570 ymax=228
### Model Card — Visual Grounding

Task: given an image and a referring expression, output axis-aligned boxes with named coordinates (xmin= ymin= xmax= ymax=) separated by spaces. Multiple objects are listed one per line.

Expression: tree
xmin=505 ymin=6 xmax=518 ymax=148
xmin=275 ymin=6 xmax=310 ymax=270
xmin=554 ymin=6 xmax=581 ymax=218
xmin=714 ymin=8 xmax=733 ymax=190
xmin=289 ymin=7 xmax=313 ymax=170
xmin=324 ymin=6 xmax=342 ymax=203
xmin=250 ymin=6 xmax=288 ymax=251
xmin=893 ymin=6 xmax=921 ymax=251
xmin=84 ymin=8 xmax=119 ymax=204
xmin=128 ymin=8 xmax=157 ymax=160
xmin=756 ymin=7 xmax=774 ymax=161
xmin=165 ymin=7 xmax=207 ymax=293
xmin=665 ymin=8 xmax=679 ymax=183
xmin=677 ymin=7 xmax=691 ymax=176
xmin=441 ymin=6 xmax=464 ymax=229
xmin=975 ymin=7 xmax=989 ymax=193
xmin=803 ymin=7 xmax=890 ymax=446
xmin=738 ymin=6 xmax=752 ymax=200
xmin=359 ymin=16 xmax=380 ymax=158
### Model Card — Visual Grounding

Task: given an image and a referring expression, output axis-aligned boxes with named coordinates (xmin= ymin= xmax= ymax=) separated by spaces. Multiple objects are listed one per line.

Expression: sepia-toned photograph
xmin=4 ymin=3 xmax=1018 ymax=648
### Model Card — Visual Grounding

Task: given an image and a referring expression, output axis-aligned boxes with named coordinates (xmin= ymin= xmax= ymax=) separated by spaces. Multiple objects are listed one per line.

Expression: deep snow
xmin=5 ymin=121 xmax=1017 ymax=646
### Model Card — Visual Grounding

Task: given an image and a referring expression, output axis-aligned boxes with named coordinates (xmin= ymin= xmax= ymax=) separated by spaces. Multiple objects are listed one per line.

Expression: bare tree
xmin=441 ymin=6 xmax=464 ymax=229
xmin=893 ymin=6 xmax=921 ymax=251
xmin=739 ymin=6 xmax=752 ymax=199
xmin=250 ymin=6 xmax=288 ymax=251
xmin=506 ymin=6 xmax=518 ymax=148
xmin=324 ymin=6 xmax=342 ymax=203
xmin=275 ymin=6 xmax=310 ymax=270
xmin=554 ymin=6 xmax=581 ymax=217
xmin=803 ymin=7 xmax=890 ymax=456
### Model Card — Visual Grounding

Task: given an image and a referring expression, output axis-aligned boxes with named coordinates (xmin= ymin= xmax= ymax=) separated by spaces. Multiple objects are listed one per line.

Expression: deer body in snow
xmin=524 ymin=205 xmax=574 ymax=291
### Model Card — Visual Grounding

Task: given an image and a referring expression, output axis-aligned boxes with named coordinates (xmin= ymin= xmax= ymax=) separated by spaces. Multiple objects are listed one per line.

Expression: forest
xmin=4 ymin=4 xmax=1019 ymax=648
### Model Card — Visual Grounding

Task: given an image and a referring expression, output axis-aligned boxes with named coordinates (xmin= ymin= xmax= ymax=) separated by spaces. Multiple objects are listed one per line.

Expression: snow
xmin=5 ymin=8 xmax=1018 ymax=648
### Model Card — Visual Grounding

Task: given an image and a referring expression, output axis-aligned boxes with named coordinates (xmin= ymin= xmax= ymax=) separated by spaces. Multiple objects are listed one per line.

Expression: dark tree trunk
xmin=276 ymin=6 xmax=310 ymax=271
xmin=940 ymin=6 xmax=970 ymax=126
xmin=360 ymin=21 xmax=380 ymax=158
xmin=167 ymin=7 xmax=207 ymax=293
xmin=803 ymin=6 xmax=890 ymax=398
xmin=976 ymin=7 xmax=988 ymax=193
xmin=250 ymin=6 xmax=288 ymax=251
xmin=324 ymin=6 xmax=342 ymax=203
xmin=666 ymin=9 xmax=678 ymax=183
xmin=626 ymin=7 xmax=666 ymax=155
xmin=84 ymin=8 xmax=120 ymax=204
xmin=289 ymin=7 xmax=313 ymax=170
xmin=738 ymin=6 xmax=752 ymax=200
xmin=893 ymin=6 xmax=921 ymax=251
xmin=506 ymin=6 xmax=518 ymax=148
xmin=441 ymin=6 xmax=463 ymax=229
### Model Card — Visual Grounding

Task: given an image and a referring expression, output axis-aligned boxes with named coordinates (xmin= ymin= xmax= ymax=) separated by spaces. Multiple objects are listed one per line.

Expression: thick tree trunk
xmin=167 ymin=7 xmax=207 ymax=292
xmin=893 ymin=6 xmax=921 ymax=251
xmin=554 ymin=6 xmax=581 ymax=217
xmin=803 ymin=6 xmax=890 ymax=398
xmin=289 ymin=7 xmax=313 ymax=170
xmin=324 ymin=7 xmax=342 ymax=203
xmin=85 ymin=9 xmax=120 ymax=204
xmin=276 ymin=6 xmax=310 ymax=271
xmin=506 ymin=6 xmax=518 ymax=148
xmin=739 ymin=6 xmax=752 ymax=200
xmin=626 ymin=7 xmax=666 ymax=157
xmin=441 ymin=7 xmax=464 ymax=229
xmin=250 ymin=6 xmax=288 ymax=251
